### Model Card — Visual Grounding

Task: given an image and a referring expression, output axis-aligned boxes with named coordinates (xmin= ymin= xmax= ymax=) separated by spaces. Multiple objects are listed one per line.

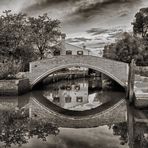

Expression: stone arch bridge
xmin=26 ymin=55 xmax=129 ymax=89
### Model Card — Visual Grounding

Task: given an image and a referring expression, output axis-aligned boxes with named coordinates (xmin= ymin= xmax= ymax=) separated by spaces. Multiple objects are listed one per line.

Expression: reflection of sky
xmin=0 ymin=0 xmax=148 ymax=52
xmin=11 ymin=126 xmax=129 ymax=148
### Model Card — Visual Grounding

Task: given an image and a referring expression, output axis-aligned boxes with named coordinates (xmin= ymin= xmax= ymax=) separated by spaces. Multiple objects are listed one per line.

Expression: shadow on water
xmin=0 ymin=78 xmax=147 ymax=148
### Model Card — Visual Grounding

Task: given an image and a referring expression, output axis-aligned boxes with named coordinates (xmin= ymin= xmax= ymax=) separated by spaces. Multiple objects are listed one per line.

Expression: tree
xmin=28 ymin=14 xmax=61 ymax=59
xmin=103 ymin=31 xmax=148 ymax=66
xmin=132 ymin=12 xmax=144 ymax=36
xmin=0 ymin=10 xmax=35 ymax=72
xmin=0 ymin=10 xmax=29 ymax=55
xmin=103 ymin=7 xmax=148 ymax=66
xmin=104 ymin=33 xmax=140 ymax=62
xmin=0 ymin=10 xmax=62 ymax=79
xmin=0 ymin=109 xmax=60 ymax=147
xmin=112 ymin=122 xmax=128 ymax=145
xmin=0 ymin=10 xmax=61 ymax=61
xmin=0 ymin=60 xmax=22 ymax=79
xmin=132 ymin=8 xmax=148 ymax=38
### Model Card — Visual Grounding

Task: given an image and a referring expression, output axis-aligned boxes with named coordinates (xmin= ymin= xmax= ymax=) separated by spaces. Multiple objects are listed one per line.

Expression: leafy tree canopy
xmin=0 ymin=10 xmax=61 ymax=61
xmin=103 ymin=32 xmax=148 ymax=66
xmin=104 ymin=7 xmax=148 ymax=66
xmin=132 ymin=7 xmax=148 ymax=38
xmin=0 ymin=10 xmax=62 ymax=78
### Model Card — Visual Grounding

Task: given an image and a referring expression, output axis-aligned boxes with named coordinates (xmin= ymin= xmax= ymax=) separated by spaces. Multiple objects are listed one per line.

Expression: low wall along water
xmin=0 ymin=78 xmax=30 ymax=96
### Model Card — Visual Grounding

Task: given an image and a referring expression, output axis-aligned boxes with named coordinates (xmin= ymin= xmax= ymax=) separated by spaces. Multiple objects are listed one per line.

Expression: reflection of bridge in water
xmin=0 ymin=95 xmax=147 ymax=148
xmin=0 ymin=91 xmax=127 ymax=128
xmin=26 ymin=55 xmax=148 ymax=107
xmin=30 ymin=93 xmax=127 ymax=128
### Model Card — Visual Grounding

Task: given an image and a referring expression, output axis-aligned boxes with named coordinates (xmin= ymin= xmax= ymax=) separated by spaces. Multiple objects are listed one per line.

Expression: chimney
xmin=61 ymin=33 xmax=66 ymax=40
xmin=82 ymin=43 xmax=86 ymax=50
xmin=61 ymin=33 xmax=66 ymax=54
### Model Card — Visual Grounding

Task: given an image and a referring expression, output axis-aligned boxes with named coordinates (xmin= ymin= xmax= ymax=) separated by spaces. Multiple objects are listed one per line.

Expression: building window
xmin=53 ymin=50 xmax=60 ymax=56
xmin=75 ymin=85 xmax=80 ymax=91
xmin=60 ymin=85 xmax=66 ymax=90
xmin=76 ymin=97 xmax=83 ymax=103
xmin=66 ymin=50 xmax=72 ymax=55
xmin=53 ymin=97 xmax=60 ymax=103
xmin=77 ymin=51 xmax=83 ymax=55
xmin=65 ymin=96 xmax=72 ymax=103
xmin=75 ymin=66 xmax=80 ymax=68
xmin=66 ymin=85 xmax=72 ymax=91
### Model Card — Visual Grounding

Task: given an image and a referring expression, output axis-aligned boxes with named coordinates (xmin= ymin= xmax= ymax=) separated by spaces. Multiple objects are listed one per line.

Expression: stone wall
xmin=0 ymin=78 xmax=30 ymax=96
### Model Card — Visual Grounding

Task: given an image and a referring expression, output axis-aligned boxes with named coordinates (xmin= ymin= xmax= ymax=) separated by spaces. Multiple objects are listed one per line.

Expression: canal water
xmin=0 ymin=78 xmax=147 ymax=148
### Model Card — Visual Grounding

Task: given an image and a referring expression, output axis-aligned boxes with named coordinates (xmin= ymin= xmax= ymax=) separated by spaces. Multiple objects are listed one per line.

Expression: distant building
xmin=53 ymin=34 xmax=91 ymax=56
xmin=53 ymin=34 xmax=91 ymax=72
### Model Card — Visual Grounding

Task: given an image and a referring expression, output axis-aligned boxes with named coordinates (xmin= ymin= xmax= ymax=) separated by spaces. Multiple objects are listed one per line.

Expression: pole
xmin=100 ymin=73 xmax=103 ymax=89
xmin=127 ymin=106 xmax=135 ymax=148
xmin=127 ymin=59 xmax=136 ymax=104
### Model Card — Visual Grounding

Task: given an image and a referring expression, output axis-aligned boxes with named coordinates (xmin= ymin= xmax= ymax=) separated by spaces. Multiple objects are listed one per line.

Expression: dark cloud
xmin=67 ymin=37 xmax=92 ymax=43
xmin=23 ymin=0 xmax=139 ymax=16
xmin=86 ymin=28 xmax=108 ymax=36
xmin=86 ymin=27 xmax=124 ymax=36
xmin=32 ymin=0 xmax=76 ymax=6
xmin=74 ymin=0 xmax=139 ymax=14
xmin=23 ymin=0 xmax=79 ymax=13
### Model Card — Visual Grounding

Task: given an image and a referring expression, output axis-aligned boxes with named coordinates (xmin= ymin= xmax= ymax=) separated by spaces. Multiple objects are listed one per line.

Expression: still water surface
xmin=0 ymin=78 xmax=147 ymax=148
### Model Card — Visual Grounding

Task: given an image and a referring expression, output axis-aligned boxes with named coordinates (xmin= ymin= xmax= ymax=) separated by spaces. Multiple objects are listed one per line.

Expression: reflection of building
xmin=47 ymin=82 xmax=89 ymax=110
xmin=43 ymin=78 xmax=125 ymax=111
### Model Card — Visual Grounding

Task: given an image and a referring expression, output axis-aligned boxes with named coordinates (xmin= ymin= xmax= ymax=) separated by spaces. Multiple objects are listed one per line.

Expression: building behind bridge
xmin=53 ymin=34 xmax=91 ymax=56
xmin=51 ymin=34 xmax=91 ymax=73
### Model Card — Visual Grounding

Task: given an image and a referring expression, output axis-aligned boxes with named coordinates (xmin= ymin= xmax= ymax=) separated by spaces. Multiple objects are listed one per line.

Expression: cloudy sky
xmin=0 ymin=0 xmax=148 ymax=53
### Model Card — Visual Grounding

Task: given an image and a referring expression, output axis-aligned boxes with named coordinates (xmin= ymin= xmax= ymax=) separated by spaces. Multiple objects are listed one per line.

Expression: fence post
xmin=127 ymin=59 xmax=136 ymax=104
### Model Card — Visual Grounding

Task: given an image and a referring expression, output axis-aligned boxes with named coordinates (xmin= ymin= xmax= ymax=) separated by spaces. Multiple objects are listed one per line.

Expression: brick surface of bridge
xmin=26 ymin=55 xmax=129 ymax=88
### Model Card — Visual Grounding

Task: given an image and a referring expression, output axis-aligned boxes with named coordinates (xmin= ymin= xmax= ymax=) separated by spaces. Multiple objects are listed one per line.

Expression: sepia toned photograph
xmin=0 ymin=0 xmax=148 ymax=148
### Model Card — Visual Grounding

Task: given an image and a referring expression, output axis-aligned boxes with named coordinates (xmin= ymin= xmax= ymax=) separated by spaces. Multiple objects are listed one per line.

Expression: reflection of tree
xmin=133 ymin=124 xmax=148 ymax=148
xmin=0 ymin=108 xmax=59 ymax=147
xmin=112 ymin=122 xmax=148 ymax=148
xmin=143 ymin=134 xmax=148 ymax=148
xmin=112 ymin=122 xmax=128 ymax=145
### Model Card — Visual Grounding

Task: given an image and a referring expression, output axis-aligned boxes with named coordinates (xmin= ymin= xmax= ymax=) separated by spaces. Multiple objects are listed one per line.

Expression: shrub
xmin=0 ymin=60 xmax=22 ymax=79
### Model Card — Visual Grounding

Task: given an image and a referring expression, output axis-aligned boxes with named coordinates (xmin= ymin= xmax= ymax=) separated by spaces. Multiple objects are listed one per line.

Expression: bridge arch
xmin=26 ymin=55 xmax=129 ymax=89
xmin=33 ymin=63 xmax=125 ymax=88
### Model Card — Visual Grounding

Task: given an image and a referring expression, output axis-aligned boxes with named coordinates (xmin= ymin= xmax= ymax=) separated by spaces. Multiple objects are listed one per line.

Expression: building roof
xmin=65 ymin=42 xmax=91 ymax=52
